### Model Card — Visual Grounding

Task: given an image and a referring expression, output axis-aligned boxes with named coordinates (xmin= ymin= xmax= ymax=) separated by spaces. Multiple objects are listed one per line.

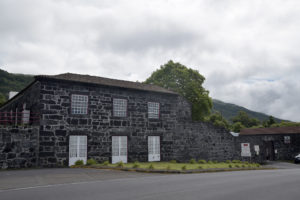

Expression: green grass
xmin=96 ymin=161 xmax=259 ymax=170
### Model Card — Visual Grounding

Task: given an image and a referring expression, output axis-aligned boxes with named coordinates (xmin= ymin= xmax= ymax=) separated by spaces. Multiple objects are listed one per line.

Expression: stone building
xmin=236 ymin=127 xmax=300 ymax=163
xmin=0 ymin=73 xmax=236 ymax=168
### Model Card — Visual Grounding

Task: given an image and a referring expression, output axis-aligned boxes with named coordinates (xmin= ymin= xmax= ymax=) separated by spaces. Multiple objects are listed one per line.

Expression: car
xmin=295 ymin=154 xmax=300 ymax=164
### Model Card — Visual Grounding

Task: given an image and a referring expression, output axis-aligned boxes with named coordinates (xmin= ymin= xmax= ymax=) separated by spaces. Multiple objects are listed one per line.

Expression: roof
xmin=35 ymin=73 xmax=177 ymax=95
xmin=240 ymin=126 xmax=300 ymax=135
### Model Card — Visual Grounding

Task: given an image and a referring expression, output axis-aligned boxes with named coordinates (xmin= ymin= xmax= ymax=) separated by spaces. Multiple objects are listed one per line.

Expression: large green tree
xmin=231 ymin=111 xmax=260 ymax=128
xmin=0 ymin=93 xmax=6 ymax=106
xmin=145 ymin=60 xmax=212 ymax=120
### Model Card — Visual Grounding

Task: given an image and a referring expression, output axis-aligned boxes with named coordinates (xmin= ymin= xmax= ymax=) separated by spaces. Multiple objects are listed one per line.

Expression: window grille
xmin=113 ymin=98 xmax=127 ymax=117
xmin=148 ymin=102 xmax=160 ymax=119
xmin=71 ymin=94 xmax=88 ymax=114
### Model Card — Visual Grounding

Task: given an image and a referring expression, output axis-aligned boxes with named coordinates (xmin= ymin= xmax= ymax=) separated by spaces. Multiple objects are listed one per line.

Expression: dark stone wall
xmin=38 ymin=79 xmax=191 ymax=166
xmin=235 ymin=134 xmax=300 ymax=163
xmin=0 ymin=126 xmax=39 ymax=169
xmin=172 ymin=122 xmax=237 ymax=162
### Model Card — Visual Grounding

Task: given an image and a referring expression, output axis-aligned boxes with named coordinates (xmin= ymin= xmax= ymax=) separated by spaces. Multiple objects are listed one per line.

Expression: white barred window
xmin=113 ymin=98 xmax=127 ymax=117
xmin=148 ymin=102 xmax=160 ymax=119
xmin=71 ymin=94 xmax=88 ymax=114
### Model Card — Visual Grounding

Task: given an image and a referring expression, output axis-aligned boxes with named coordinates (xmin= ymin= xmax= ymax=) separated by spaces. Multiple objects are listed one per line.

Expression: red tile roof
xmin=240 ymin=126 xmax=300 ymax=135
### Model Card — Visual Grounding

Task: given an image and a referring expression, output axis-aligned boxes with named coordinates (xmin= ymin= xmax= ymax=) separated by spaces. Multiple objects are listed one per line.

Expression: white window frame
xmin=71 ymin=94 xmax=88 ymax=115
xmin=148 ymin=102 xmax=160 ymax=119
xmin=148 ymin=136 xmax=161 ymax=161
xmin=113 ymin=98 xmax=127 ymax=117
xmin=112 ymin=136 xmax=128 ymax=164
xmin=69 ymin=135 xmax=87 ymax=166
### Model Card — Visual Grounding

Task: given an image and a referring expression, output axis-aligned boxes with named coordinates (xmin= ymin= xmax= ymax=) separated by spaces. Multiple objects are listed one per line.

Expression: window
xmin=148 ymin=102 xmax=160 ymax=119
xmin=71 ymin=94 xmax=88 ymax=114
xmin=284 ymin=136 xmax=291 ymax=144
xmin=113 ymin=98 xmax=127 ymax=117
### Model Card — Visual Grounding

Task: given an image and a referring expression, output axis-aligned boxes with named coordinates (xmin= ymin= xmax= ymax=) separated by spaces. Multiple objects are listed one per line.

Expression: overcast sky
xmin=1 ymin=0 xmax=300 ymax=121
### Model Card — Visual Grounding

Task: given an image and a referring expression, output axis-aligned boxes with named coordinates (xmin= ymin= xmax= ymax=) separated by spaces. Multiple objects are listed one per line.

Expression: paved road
xmin=1 ymin=165 xmax=300 ymax=200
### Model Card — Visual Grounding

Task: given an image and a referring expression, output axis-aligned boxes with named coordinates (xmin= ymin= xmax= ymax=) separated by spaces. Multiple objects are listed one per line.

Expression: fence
xmin=0 ymin=111 xmax=39 ymax=126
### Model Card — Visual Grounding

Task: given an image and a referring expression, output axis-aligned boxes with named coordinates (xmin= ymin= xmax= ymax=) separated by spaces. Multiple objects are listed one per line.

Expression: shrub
xmin=166 ymin=165 xmax=171 ymax=170
xmin=232 ymin=160 xmax=241 ymax=163
xmin=170 ymin=160 xmax=177 ymax=164
xmin=103 ymin=161 xmax=109 ymax=166
xmin=182 ymin=165 xmax=187 ymax=170
xmin=74 ymin=160 xmax=84 ymax=166
xmin=229 ymin=164 xmax=232 ymax=168
xmin=213 ymin=160 xmax=218 ymax=164
xmin=207 ymin=160 xmax=213 ymax=164
xmin=117 ymin=161 xmax=124 ymax=168
xmin=148 ymin=164 xmax=155 ymax=170
xmin=198 ymin=166 xmax=203 ymax=169
xmin=198 ymin=159 xmax=206 ymax=164
xmin=244 ymin=161 xmax=249 ymax=165
xmin=189 ymin=159 xmax=196 ymax=164
xmin=256 ymin=164 xmax=261 ymax=167
xmin=86 ymin=159 xmax=98 ymax=166
xmin=133 ymin=161 xmax=140 ymax=169
xmin=235 ymin=164 xmax=240 ymax=168
xmin=226 ymin=160 xmax=231 ymax=164
xmin=242 ymin=164 xmax=246 ymax=168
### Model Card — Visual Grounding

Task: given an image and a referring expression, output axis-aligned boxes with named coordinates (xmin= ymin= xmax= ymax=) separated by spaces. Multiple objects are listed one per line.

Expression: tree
xmin=205 ymin=112 xmax=230 ymax=130
xmin=144 ymin=60 xmax=212 ymax=120
xmin=0 ymin=93 xmax=6 ymax=106
xmin=263 ymin=116 xmax=276 ymax=127
xmin=231 ymin=122 xmax=245 ymax=133
xmin=231 ymin=111 xmax=260 ymax=128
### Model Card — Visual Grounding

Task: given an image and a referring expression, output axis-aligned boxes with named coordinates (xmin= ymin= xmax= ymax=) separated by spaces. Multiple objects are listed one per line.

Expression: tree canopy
xmin=144 ymin=60 xmax=212 ymax=120
xmin=231 ymin=111 xmax=260 ymax=128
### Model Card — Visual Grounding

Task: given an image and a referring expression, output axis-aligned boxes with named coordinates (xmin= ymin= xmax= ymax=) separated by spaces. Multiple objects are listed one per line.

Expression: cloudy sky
xmin=1 ymin=0 xmax=300 ymax=121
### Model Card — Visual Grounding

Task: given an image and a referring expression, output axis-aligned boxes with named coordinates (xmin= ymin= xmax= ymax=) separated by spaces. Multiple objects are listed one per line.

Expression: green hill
xmin=212 ymin=99 xmax=283 ymax=122
xmin=0 ymin=69 xmax=34 ymax=103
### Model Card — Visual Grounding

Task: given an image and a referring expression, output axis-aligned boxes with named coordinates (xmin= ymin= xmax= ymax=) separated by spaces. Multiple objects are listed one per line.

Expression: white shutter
xmin=148 ymin=136 xmax=160 ymax=161
xmin=69 ymin=135 xmax=87 ymax=166
xmin=112 ymin=136 xmax=127 ymax=164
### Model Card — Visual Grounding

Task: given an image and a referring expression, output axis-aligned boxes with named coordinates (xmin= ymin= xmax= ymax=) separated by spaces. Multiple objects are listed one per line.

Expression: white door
xmin=112 ymin=136 xmax=127 ymax=164
xmin=69 ymin=135 xmax=87 ymax=166
xmin=148 ymin=136 xmax=160 ymax=161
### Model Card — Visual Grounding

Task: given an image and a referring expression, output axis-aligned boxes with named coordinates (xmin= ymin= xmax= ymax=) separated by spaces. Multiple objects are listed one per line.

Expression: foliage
xmin=228 ymin=164 xmax=232 ymax=168
xmin=198 ymin=159 xmax=206 ymax=164
xmin=189 ymin=159 xmax=196 ymax=164
xmin=231 ymin=111 xmax=261 ymax=128
xmin=181 ymin=165 xmax=187 ymax=170
xmin=144 ymin=60 xmax=212 ymax=120
xmin=205 ymin=112 xmax=230 ymax=130
xmin=0 ymin=69 xmax=33 ymax=102
xmin=270 ymin=121 xmax=300 ymax=128
xmin=133 ymin=161 xmax=140 ymax=168
xmin=169 ymin=160 xmax=177 ymax=163
xmin=86 ymin=159 xmax=98 ymax=166
xmin=102 ymin=161 xmax=109 ymax=166
xmin=166 ymin=165 xmax=171 ymax=170
xmin=148 ymin=164 xmax=155 ymax=169
xmin=231 ymin=122 xmax=245 ymax=133
xmin=0 ymin=93 xmax=6 ymax=106
xmin=263 ymin=116 xmax=276 ymax=127
xmin=116 ymin=161 xmax=124 ymax=168
xmin=74 ymin=160 xmax=84 ymax=166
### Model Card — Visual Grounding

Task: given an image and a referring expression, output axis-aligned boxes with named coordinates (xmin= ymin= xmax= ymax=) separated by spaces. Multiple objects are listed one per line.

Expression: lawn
xmin=92 ymin=160 xmax=260 ymax=171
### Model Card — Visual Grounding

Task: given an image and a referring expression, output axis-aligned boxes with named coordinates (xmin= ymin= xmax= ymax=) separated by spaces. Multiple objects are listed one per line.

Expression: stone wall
xmin=38 ymin=79 xmax=191 ymax=166
xmin=172 ymin=122 xmax=237 ymax=162
xmin=0 ymin=126 xmax=39 ymax=169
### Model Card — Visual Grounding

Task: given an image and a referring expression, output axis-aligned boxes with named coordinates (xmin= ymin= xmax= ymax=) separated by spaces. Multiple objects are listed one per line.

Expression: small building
xmin=0 ymin=73 xmax=236 ymax=168
xmin=237 ymin=127 xmax=300 ymax=162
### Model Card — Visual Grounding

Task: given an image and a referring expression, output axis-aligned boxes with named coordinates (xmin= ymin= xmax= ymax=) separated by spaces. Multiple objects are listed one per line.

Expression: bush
xmin=86 ymin=159 xmax=98 ymax=166
xmin=198 ymin=159 xmax=206 ymax=164
xmin=235 ymin=164 xmax=240 ymax=168
xmin=133 ymin=161 xmax=140 ymax=168
xmin=207 ymin=160 xmax=213 ymax=164
xmin=226 ymin=160 xmax=231 ymax=164
xmin=213 ymin=160 xmax=218 ymax=164
xmin=243 ymin=161 xmax=249 ymax=165
xmin=256 ymin=164 xmax=261 ymax=167
xmin=170 ymin=160 xmax=177 ymax=164
xmin=117 ymin=161 xmax=124 ymax=168
xmin=148 ymin=164 xmax=155 ymax=170
xmin=229 ymin=164 xmax=232 ymax=168
xmin=166 ymin=165 xmax=171 ymax=170
xmin=242 ymin=164 xmax=246 ymax=168
xmin=102 ymin=161 xmax=109 ymax=166
xmin=74 ymin=160 xmax=84 ymax=166
xmin=232 ymin=160 xmax=241 ymax=163
xmin=189 ymin=159 xmax=196 ymax=164
xmin=182 ymin=165 xmax=187 ymax=170
xmin=198 ymin=166 xmax=203 ymax=169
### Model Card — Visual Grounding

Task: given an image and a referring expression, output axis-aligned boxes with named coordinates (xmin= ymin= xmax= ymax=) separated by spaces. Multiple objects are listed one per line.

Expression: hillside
xmin=0 ymin=69 xmax=285 ymax=122
xmin=0 ymin=69 xmax=34 ymax=101
xmin=212 ymin=99 xmax=283 ymax=122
